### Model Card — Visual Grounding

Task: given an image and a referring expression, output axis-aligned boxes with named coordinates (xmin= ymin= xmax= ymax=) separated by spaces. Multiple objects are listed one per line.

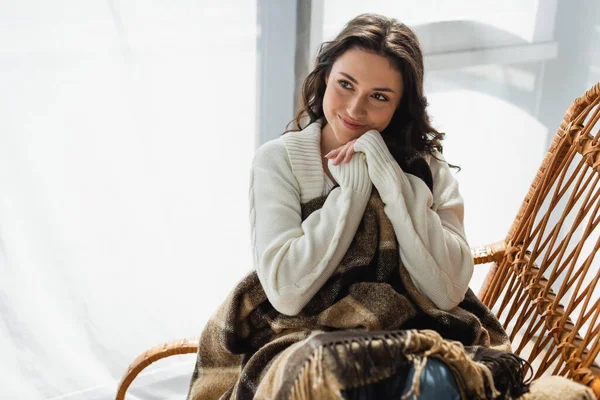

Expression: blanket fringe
xmin=288 ymin=329 xmax=509 ymax=400
xmin=400 ymin=355 xmax=427 ymax=399
xmin=289 ymin=344 xmax=344 ymax=400
xmin=479 ymin=352 xmax=533 ymax=398
xmin=406 ymin=330 xmax=502 ymax=399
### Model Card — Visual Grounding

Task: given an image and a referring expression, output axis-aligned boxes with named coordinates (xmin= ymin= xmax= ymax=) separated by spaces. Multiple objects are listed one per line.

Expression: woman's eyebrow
xmin=339 ymin=72 xmax=396 ymax=93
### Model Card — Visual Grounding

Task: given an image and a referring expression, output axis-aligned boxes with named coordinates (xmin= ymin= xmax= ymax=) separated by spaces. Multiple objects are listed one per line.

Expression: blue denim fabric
xmin=400 ymin=358 xmax=461 ymax=399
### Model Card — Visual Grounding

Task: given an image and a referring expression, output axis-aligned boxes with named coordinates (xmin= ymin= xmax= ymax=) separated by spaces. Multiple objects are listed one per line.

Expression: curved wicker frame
xmin=479 ymin=81 xmax=600 ymax=397
xmin=115 ymin=338 xmax=198 ymax=400
xmin=115 ymin=82 xmax=600 ymax=400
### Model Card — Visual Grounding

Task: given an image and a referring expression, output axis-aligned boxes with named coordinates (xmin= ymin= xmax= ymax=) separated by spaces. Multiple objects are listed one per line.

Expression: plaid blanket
xmin=186 ymin=188 xmax=531 ymax=400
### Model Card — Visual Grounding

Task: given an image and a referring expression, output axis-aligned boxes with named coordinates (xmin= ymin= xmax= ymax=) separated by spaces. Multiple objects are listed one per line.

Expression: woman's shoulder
xmin=253 ymin=137 xmax=289 ymax=167
xmin=424 ymin=149 xmax=463 ymax=206
xmin=422 ymin=148 xmax=449 ymax=172
xmin=253 ymin=120 xmax=321 ymax=166
xmin=251 ymin=138 xmax=301 ymax=194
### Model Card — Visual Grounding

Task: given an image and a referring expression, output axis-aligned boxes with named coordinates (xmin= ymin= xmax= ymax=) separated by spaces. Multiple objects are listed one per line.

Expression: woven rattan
xmin=479 ymin=81 xmax=600 ymax=397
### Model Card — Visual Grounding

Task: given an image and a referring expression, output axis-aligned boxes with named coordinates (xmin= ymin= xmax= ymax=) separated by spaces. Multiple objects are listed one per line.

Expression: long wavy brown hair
xmin=283 ymin=13 xmax=459 ymax=171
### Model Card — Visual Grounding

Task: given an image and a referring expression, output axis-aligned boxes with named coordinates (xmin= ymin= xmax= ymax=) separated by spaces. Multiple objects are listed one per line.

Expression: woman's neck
xmin=319 ymin=120 xmax=343 ymax=156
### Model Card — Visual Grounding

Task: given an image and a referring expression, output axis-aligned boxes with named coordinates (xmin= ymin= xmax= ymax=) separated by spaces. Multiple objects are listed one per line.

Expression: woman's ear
xmin=325 ymin=73 xmax=329 ymax=86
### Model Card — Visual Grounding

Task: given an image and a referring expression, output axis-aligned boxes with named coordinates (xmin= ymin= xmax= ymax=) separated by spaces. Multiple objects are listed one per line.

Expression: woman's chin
xmin=342 ymin=128 xmax=368 ymax=141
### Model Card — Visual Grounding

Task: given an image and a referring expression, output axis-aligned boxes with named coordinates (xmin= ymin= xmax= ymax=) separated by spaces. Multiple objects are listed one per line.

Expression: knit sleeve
xmin=354 ymin=130 xmax=474 ymax=311
xmin=249 ymin=140 xmax=372 ymax=316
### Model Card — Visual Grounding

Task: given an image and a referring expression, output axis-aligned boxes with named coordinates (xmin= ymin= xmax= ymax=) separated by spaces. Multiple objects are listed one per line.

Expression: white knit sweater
xmin=249 ymin=119 xmax=473 ymax=316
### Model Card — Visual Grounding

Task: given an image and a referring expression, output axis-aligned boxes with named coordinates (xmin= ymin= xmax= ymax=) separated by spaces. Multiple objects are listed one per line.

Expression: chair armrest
xmin=115 ymin=337 xmax=199 ymax=400
xmin=471 ymin=241 xmax=506 ymax=265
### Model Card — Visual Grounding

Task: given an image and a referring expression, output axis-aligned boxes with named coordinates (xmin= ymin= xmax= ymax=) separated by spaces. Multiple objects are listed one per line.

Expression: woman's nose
xmin=347 ymin=96 xmax=366 ymax=119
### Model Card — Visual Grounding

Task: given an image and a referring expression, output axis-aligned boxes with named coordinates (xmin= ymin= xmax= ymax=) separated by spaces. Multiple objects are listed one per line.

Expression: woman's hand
xmin=324 ymin=139 xmax=358 ymax=165
xmin=327 ymin=152 xmax=372 ymax=195
xmin=353 ymin=129 xmax=408 ymax=204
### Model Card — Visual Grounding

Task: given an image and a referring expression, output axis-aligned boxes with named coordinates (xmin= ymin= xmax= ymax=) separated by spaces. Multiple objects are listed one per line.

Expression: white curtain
xmin=1 ymin=1 xmax=256 ymax=399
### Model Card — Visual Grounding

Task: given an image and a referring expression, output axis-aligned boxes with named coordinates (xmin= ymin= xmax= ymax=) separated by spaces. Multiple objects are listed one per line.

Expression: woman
xmin=249 ymin=13 xmax=471 ymax=399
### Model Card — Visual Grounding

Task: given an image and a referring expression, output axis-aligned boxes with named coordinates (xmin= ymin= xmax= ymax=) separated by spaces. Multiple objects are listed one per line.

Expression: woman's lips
xmin=338 ymin=114 xmax=365 ymax=130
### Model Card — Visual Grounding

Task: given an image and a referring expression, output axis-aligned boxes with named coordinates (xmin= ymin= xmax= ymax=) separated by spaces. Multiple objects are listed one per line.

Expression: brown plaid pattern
xmin=186 ymin=190 xmax=530 ymax=400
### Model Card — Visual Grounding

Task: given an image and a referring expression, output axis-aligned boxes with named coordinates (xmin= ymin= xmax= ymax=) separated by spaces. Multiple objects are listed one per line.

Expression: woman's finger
xmin=349 ymin=140 xmax=356 ymax=153
xmin=343 ymin=147 xmax=354 ymax=163
xmin=333 ymin=145 xmax=348 ymax=165
xmin=342 ymin=140 xmax=357 ymax=163
xmin=325 ymin=147 xmax=340 ymax=159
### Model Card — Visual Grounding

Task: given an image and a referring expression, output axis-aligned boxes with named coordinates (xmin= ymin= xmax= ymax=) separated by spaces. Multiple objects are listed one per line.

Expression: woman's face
xmin=323 ymin=47 xmax=403 ymax=145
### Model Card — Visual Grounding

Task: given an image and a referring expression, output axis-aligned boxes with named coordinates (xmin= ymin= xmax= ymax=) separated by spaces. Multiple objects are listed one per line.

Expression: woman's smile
xmin=338 ymin=114 xmax=366 ymax=130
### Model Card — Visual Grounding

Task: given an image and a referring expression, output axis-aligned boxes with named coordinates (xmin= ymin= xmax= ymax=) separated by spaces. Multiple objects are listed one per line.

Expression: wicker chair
xmin=116 ymin=82 xmax=600 ymax=399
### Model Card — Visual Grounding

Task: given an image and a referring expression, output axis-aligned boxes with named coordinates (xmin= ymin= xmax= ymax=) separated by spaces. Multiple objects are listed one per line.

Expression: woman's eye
xmin=338 ymin=80 xmax=352 ymax=89
xmin=373 ymin=93 xmax=388 ymax=102
xmin=338 ymin=80 xmax=387 ymax=102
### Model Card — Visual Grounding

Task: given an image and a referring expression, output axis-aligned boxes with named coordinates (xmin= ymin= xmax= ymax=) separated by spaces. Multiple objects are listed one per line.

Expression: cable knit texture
xmin=354 ymin=129 xmax=474 ymax=310
xmin=249 ymin=119 xmax=473 ymax=314
xmin=354 ymin=129 xmax=410 ymax=202
xmin=250 ymin=121 xmax=371 ymax=316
